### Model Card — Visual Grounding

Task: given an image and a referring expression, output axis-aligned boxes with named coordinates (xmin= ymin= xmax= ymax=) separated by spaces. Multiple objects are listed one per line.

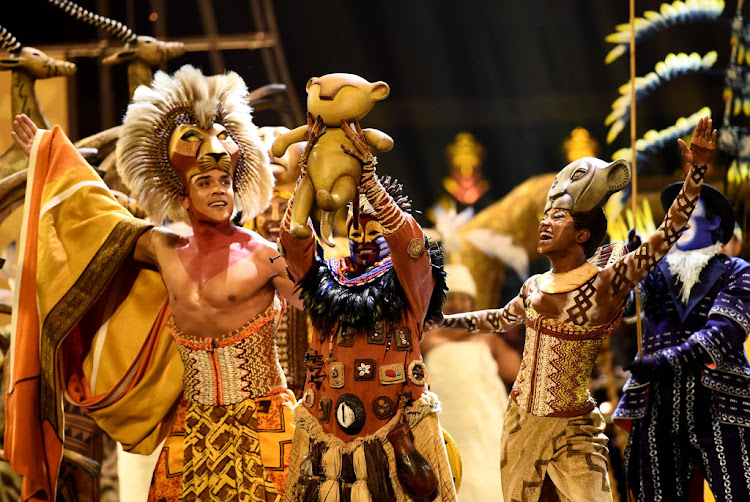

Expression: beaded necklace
xmin=327 ymin=256 xmax=393 ymax=287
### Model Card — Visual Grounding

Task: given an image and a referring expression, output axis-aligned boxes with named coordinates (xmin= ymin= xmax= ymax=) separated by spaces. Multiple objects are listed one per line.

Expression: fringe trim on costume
xmin=293 ymin=392 xmax=441 ymax=501
xmin=293 ymin=391 xmax=441 ymax=450
xmin=320 ymin=445 xmax=342 ymax=502
xmin=351 ymin=445 xmax=371 ymax=502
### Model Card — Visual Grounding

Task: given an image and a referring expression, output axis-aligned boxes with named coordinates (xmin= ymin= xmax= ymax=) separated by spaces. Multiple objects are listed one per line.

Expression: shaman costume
xmin=280 ymin=169 xmax=457 ymax=500
xmin=442 ymin=156 xmax=709 ymax=501
xmin=6 ymin=66 xmax=292 ymax=502
xmin=614 ymin=185 xmax=750 ymax=502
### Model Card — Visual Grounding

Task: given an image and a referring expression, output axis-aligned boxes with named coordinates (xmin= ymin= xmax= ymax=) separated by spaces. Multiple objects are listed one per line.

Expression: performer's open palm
xmin=11 ymin=114 xmax=38 ymax=156
xmin=678 ymin=116 xmax=717 ymax=167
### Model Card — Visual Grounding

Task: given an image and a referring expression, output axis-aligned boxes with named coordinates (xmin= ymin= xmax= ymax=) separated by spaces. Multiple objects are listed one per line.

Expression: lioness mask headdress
xmin=116 ymin=65 xmax=272 ymax=224
xmin=545 ymin=157 xmax=631 ymax=213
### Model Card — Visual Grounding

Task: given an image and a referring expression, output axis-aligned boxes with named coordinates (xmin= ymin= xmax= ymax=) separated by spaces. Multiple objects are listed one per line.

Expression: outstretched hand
xmin=677 ymin=116 xmax=717 ymax=167
xmin=11 ymin=114 xmax=38 ymax=156
xmin=341 ymin=119 xmax=376 ymax=172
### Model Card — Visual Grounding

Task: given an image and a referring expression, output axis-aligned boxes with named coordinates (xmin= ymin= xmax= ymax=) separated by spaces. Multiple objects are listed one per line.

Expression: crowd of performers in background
xmin=1 ymin=61 xmax=749 ymax=502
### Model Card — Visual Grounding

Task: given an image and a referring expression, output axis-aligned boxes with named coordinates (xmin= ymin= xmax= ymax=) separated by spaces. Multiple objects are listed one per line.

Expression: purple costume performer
xmin=614 ymin=183 xmax=750 ymax=502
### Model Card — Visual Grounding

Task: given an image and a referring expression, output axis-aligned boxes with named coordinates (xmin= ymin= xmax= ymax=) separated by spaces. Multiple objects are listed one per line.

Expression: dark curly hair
xmin=571 ymin=208 xmax=608 ymax=258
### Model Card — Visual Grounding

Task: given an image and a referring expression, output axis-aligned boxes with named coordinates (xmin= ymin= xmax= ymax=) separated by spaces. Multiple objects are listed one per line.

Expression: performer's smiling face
xmin=348 ymin=216 xmax=389 ymax=266
xmin=254 ymin=196 xmax=288 ymax=240
xmin=180 ymin=169 xmax=235 ymax=224
xmin=537 ymin=208 xmax=589 ymax=257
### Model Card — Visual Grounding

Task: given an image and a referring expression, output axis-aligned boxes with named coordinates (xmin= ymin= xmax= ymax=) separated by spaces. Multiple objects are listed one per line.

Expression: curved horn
xmin=48 ymin=0 xmax=137 ymax=44
xmin=0 ymin=25 xmax=22 ymax=54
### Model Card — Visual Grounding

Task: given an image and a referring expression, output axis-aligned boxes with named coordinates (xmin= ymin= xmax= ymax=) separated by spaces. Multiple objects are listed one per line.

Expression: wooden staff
xmin=630 ymin=0 xmax=644 ymax=358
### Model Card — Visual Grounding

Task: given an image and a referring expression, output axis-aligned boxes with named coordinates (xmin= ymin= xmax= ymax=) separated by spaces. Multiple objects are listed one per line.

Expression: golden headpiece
xmin=116 ymin=65 xmax=273 ymax=224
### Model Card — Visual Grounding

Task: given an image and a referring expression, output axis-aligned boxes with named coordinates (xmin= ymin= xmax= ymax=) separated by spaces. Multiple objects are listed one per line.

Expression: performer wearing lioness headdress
xmin=438 ymin=117 xmax=715 ymax=501
xmin=6 ymin=65 xmax=302 ymax=502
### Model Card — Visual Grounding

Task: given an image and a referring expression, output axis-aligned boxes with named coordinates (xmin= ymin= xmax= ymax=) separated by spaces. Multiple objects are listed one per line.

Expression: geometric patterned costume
xmin=441 ymin=162 xmax=708 ymax=501
xmin=148 ymin=298 xmax=295 ymax=501
xmin=613 ymin=254 xmax=750 ymax=501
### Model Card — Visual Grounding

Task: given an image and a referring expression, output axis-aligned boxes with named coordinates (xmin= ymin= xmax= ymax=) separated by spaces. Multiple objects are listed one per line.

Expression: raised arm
xmin=342 ymin=119 xmax=406 ymax=234
xmin=607 ymin=117 xmax=715 ymax=291
xmin=342 ymin=120 xmax=436 ymax=320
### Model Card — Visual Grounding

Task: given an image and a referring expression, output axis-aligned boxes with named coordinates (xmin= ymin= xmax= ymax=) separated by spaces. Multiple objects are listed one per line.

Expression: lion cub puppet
xmin=272 ymin=73 xmax=393 ymax=246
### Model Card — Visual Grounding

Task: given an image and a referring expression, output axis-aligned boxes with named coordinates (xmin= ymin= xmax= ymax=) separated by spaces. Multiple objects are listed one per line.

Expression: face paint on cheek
xmin=374 ymin=235 xmax=390 ymax=261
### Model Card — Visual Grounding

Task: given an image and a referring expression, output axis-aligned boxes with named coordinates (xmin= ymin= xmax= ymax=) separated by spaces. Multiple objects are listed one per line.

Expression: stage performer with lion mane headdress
xmin=6 ymin=65 xmax=304 ymax=502
xmin=438 ymin=117 xmax=715 ymax=501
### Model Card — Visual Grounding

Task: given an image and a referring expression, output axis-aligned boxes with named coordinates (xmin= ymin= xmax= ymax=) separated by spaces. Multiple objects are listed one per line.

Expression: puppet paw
xmin=289 ymin=223 xmax=311 ymax=239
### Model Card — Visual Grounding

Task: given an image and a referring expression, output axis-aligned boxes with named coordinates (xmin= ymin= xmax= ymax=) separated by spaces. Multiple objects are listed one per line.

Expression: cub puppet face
xmin=545 ymin=157 xmax=630 ymax=213
xmin=306 ymin=73 xmax=390 ymax=126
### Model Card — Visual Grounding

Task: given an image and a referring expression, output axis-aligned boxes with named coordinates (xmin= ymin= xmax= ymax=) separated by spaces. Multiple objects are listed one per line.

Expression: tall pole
xmin=630 ymin=0 xmax=643 ymax=358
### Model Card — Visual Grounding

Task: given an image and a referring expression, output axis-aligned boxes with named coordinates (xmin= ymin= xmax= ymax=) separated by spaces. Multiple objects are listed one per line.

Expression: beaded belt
xmin=169 ymin=298 xmax=287 ymax=406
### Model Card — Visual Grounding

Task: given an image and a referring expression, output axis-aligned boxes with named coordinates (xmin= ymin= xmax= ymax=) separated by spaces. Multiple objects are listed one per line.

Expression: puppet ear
xmin=370 ymin=81 xmax=390 ymax=101
xmin=607 ymin=159 xmax=631 ymax=192
xmin=306 ymin=77 xmax=317 ymax=93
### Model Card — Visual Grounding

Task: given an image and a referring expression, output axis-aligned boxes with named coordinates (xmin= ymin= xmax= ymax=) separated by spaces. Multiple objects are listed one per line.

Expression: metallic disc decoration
xmin=407 ymin=360 xmax=428 ymax=386
xmin=302 ymin=388 xmax=315 ymax=408
xmin=407 ymin=237 xmax=425 ymax=258
xmin=335 ymin=393 xmax=366 ymax=435
xmin=371 ymin=395 xmax=396 ymax=420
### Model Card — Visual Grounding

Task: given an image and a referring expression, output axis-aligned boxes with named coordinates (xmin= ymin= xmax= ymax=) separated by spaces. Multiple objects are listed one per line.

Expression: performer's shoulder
xmin=722 ymin=254 xmax=750 ymax=277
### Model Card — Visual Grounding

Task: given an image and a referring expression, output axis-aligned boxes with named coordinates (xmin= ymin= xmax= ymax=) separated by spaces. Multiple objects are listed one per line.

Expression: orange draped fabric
xmin=5 ymin=126 xmax=180 ymax=501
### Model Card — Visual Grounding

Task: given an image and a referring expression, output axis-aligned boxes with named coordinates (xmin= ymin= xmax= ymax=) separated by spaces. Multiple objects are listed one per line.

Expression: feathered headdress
xmin=116 ymin=65 xmax=273 ymax=224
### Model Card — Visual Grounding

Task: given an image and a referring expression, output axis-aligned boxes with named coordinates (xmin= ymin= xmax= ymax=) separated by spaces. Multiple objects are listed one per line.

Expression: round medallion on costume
xmin=302 ymin=388 xmax=315 ymax=408
xmin=407 ymin=360 xmax=428 ymax=386
xmin=371 ymin=396 xmax=396 ymax=420
xmin=407 ymin=237 xmax=425 ymax=258
xmin=335 ymin=393 xmax=366 ymax=435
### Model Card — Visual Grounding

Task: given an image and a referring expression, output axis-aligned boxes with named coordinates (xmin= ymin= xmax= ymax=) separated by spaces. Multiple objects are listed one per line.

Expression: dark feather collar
xmin=298 ymin=239 xmax=447 ymax=334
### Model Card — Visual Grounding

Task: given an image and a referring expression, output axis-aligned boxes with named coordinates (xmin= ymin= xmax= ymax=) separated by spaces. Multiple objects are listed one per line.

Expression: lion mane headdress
xmin=116 ymin=65 xmax=273 ymax=224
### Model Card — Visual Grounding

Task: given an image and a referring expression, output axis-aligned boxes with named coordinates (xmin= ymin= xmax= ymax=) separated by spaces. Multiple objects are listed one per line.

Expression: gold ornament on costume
xmin=443 ymin=132 xmax=489 ymax=205
xmin=116 ymin=65 xmax=272 ymax=225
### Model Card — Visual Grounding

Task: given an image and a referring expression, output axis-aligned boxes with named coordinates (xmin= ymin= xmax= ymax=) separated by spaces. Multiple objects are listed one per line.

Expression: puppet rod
xmin=630 ymin=0 xmax=644 ymax=359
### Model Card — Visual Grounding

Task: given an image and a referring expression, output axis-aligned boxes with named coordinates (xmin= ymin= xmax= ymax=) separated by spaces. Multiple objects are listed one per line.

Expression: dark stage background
xmin=3 ymin=0 xmax=731 ymax=215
